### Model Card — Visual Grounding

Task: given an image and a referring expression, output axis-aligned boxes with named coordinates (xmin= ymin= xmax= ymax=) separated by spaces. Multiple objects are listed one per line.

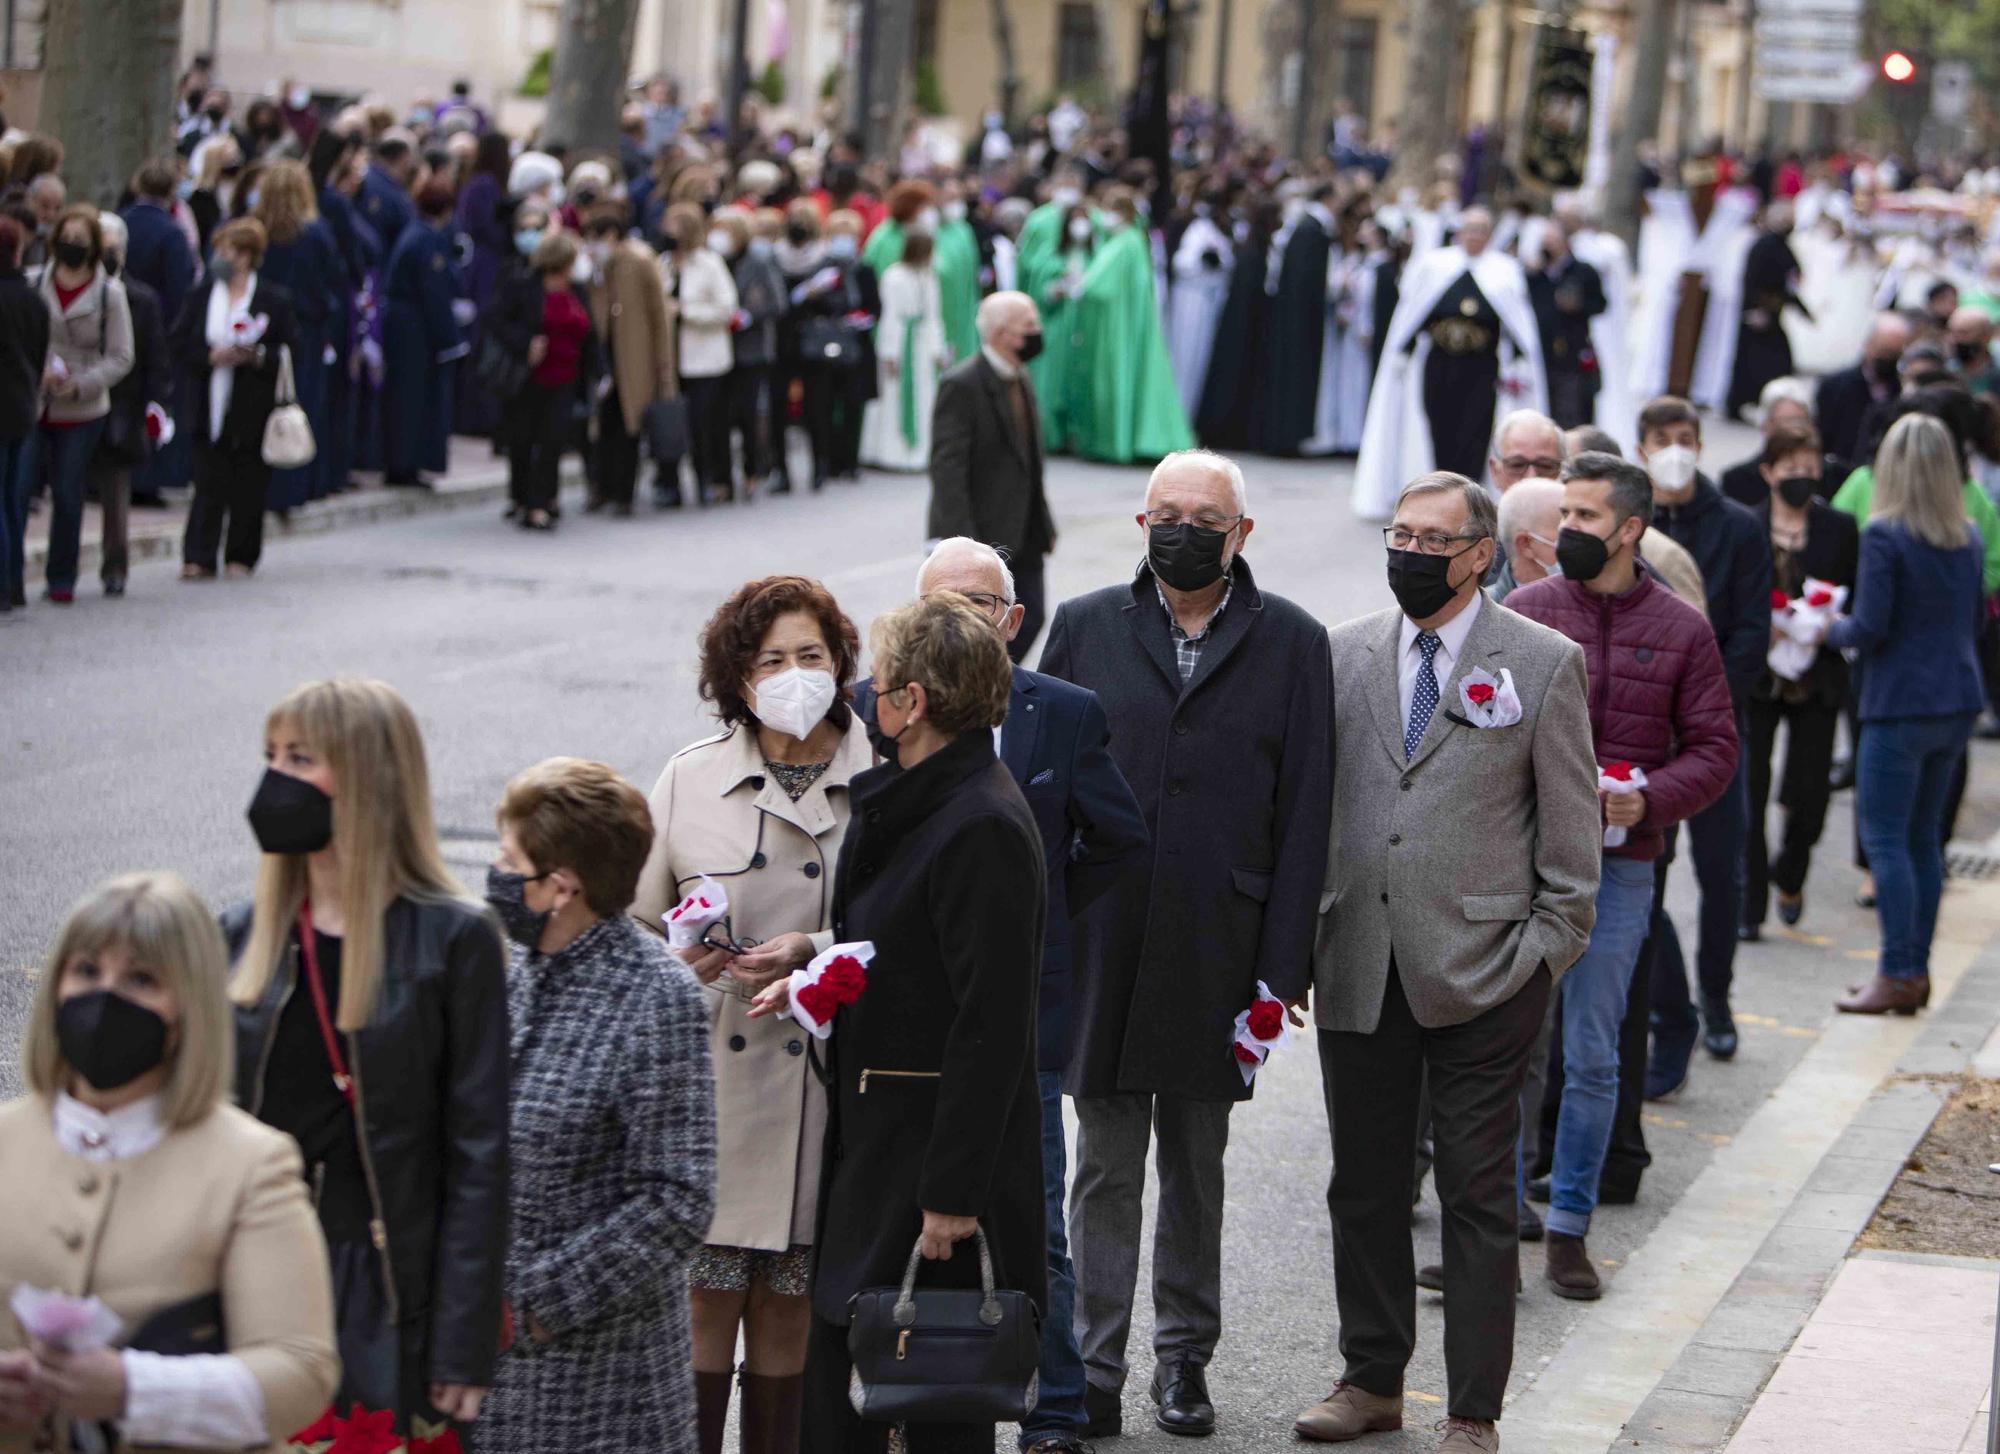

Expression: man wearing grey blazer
xmin=1296 ymin=472 xmax=1600 ymax=1454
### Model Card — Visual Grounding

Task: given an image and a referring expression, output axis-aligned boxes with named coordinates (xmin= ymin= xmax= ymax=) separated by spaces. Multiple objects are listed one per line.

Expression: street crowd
xmin=4 ymin=49 xmax=2000 ymax=1454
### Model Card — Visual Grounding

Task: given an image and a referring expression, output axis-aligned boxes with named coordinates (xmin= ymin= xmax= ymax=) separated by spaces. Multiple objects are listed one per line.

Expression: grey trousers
xmin=1070 ymin=1092 xmax=1233 ymax=1394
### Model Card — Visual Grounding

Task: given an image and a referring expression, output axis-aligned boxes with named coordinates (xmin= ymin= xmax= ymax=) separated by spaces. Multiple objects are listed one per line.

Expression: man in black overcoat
xmin=1254 ymin=187 xmax=1332 ymax=456
xmin=1037 ymin=449 xmax=1334 ymax=1438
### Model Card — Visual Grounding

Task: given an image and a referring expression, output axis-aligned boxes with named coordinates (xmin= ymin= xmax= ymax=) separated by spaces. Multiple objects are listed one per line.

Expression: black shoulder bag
xmin=846 ymin=1224 xmax=1041 ymax=1424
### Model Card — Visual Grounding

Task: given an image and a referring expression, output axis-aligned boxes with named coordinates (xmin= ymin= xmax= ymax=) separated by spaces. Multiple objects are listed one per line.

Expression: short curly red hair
xmin=698 ymin=576 xmax=861 ymax=730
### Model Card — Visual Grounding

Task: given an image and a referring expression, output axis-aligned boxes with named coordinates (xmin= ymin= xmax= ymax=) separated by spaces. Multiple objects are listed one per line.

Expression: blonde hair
xmin=869 ymin=595 xmax=1014 ymax=736
xmin=233 ymin=679 xmax=461 ymax=1030
xmin=25 ymin=873 xmax=233 ymax=1129
xmin=530 ymin=229 xmax=579 ymax=275
xmin=1873 ymin=414 xmax=1971 ymax=552
xmin=254 ymin=159 xmax=319 ymax=246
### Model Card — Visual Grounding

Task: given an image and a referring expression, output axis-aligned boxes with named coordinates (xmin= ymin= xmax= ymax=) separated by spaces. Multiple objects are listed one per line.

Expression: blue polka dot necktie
xmin=1406 ymin=631 xmax=1442 ymax=761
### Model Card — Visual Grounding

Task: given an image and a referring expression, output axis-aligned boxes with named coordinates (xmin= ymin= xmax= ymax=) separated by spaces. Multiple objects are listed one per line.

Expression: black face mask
xmin=1016 ymin=331 xmax=1045 ymax=363
xmin=485 ymin=865 xmax=551 ymax=948
xmin=1956 ymin=342 xmax=1989 ymax=369
xmin=1385 ymin=547 xmax=1465 ymax=620
xmin=54 ymin=240 xmax=90 ymax=270
xmin=205 ymin=105 xmax=227 ymax=122
xmin=1868 ymin=356 xmax=1901 ymax=387
xmin=1555 ymin=527 xmax=1613 ymax=583
xmin=247 ymin=768 xmax=335 ymax=855
xmin=1776 ymin=474 xmax=1818 ymax=508
xmin=58 ymin=990 xmax=170 ymax=1092
xmin=1149 ymin=522 xmax=1230 ymax=592
xmin=864 ymin=694 xmax=914 ymax=769
xmin=659 ymin=235 xmax=680 ymax=253
xmin=786 ymin=223 xmax=813 ymax=244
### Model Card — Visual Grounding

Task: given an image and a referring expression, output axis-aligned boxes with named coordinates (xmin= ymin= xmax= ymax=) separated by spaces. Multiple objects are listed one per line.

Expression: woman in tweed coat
xmin=477 ymin=758 xmax=718 ymax=1454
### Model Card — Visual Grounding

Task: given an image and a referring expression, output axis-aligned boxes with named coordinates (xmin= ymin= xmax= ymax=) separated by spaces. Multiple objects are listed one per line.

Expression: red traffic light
xmin=1882 ymin=51 xmax=1917 ymax=82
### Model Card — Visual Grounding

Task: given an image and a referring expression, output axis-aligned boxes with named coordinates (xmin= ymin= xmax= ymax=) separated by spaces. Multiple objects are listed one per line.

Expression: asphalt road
xmin=1 ymin=428 xmax=1972 ymax=1450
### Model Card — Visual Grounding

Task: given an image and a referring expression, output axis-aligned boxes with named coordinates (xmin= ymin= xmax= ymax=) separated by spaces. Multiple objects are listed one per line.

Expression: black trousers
xmin=595 ymin=393 xmax=641 ymax=508
xmin=508 ymin=384 xmax=569 ymax=513
xmin=1009 ymin=552 xmax=1048 ymax=664
xmin=1546 ymin=368 xmax=1598 ymax=431
xmin=1538 ymin=858 xmax=1662 ymax=1196
xmin=683 ymin=373 xmax=733 ymax=491
xmin=1321 ymin=961 xmax=1550 ymax=1422
xmin=801 ymin=1313 xmax=992 ymax=1453
xmin=1423 ymin=349 xmax=1499 ymax=479
xmin=730 ymin=363 xmax=775 ymax=479
xmin=183 ymin=436 xmax=271 ymax=572
xmin=1746 ymin=695 xmax=1839 ymax=925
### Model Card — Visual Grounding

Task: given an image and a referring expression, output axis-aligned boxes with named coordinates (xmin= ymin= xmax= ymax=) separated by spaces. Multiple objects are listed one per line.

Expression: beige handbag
xmin=261 ymin=346 xmax=316 ymax=469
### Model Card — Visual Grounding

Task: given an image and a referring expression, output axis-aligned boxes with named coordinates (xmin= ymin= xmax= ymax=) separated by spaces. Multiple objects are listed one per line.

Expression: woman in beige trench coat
xmin=631 ymin=575 xmax=871 ymax=1454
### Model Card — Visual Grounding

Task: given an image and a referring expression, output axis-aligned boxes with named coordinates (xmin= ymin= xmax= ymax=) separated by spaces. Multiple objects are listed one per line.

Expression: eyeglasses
xmin=1383 ymin=526 xmax=1488 ymax=556
xmin=958 ymin=591 xmax=1011 ymax=616
xmin=1499 ymin=455 xmax=1564 ymax=478
xmin=699 ymin=918 xmax=761 ymax=955
xmin=1145 ymin=508 xmax=1243 ymax=533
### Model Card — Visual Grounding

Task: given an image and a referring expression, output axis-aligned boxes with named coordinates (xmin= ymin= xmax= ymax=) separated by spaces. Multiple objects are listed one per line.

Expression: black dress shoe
xmin=1829 ymin=756 xmax=1855 ymax=791
xmin=1525 ymin=1175 xmax=1550 ymax=1204
xmin=1777 ymin=892 xmax=1804 ymax=926
xmin=1701 ymin=996 xmax=1738 ymax=1061
xmin=1082 ymin=1382 xmax=1122 ymax=1438
xmin=1737 ymin=922 xmax=1761 ymax=943
xmin=1149 ymin=1359 xmax=1215 ymax=1436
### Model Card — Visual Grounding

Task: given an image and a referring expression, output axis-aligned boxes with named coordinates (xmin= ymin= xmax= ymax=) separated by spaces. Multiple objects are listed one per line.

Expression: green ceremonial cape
xmin=934 ymin=218 xmax=982 ymax=363
xmin=861 ymin=218 xmax=904 ymax=277
xmin=1066 ymin=225 xmax=1194 ymax=465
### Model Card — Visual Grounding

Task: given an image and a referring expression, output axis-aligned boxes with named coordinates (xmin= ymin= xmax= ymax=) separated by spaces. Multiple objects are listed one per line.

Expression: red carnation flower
xmin=1771 ymin=589 xmax=1792 ymax=611
xmin=329 ymin=1407 xmax=400 ymax=1454
xmin=1465 ymin=682 xmax=1496 ymax=706
xmin=818 ymin=954 xmax=868 ymax=1005
xmin=1246 ymin=998 xmax=1284 ymax=1041
xmin=410 ymin=1426 xmax=464 ymax=1454
xmin=1602 ymin=761 xmax=1634 ymax=782
xmin=795 ymin=981 xmax=837 ymax=1025
xmin=1232 ymin=1042 xmax=1261 ymax=1066
xmin=1805 ymin=587 xmax=1835 ymax=608
xmin=289 ymin=1408 xmax=340 ymax=1447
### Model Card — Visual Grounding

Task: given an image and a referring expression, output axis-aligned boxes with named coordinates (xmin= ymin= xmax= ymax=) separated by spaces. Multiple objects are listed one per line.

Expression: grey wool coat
xmin=1314 ymin=597 xmax=1602 ymax=1033
xmin=1037 ymin=557 xmax=1334 ymax=1102
xmin=478 ymin=914 xmax=717 ymax=1454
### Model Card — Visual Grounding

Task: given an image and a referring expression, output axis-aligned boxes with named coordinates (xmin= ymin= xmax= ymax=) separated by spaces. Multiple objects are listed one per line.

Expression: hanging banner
xmin=1519 ymin=26 xmax=1594 ymax=193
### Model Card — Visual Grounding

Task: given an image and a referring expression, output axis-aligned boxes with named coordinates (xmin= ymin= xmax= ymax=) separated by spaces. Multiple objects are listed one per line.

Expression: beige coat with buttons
xmin=587 ymin=239 xmax=678 ymax=436
xmin=0 ymin=1097 xmax=339 ymax=1454
xmin=631 ymin=717 xmax=874 ymax=1252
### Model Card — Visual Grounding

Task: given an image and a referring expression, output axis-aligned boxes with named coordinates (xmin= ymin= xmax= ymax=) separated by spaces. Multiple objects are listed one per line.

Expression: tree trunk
xmin=988 ymin=0 xmax=1021 ymax=127
xmin=543 ymin=0 xmax=644 ymax=156
xmin=1605 ymin=0 xmax=1673 ymax=250
xmin=858 ymin=0 xmax=916 ymax=159
xmin=38 ymin=0 xmax=181 ymax=207
xmin=1300 ymin=0 xmax=1344 ymax=161
xmin=1389 ymin=0 xmax=1459 ymax=190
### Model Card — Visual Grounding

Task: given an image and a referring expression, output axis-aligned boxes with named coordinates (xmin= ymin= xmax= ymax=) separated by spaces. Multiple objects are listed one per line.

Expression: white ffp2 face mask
xmin=1647 ymin=444 xmax=1698 ymax=492
xmin=751 ymin=667 xmax=838 ymax=741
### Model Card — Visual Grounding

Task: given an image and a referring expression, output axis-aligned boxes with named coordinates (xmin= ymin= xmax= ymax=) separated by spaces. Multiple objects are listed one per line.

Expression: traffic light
xmin=1882 ymin=51 xmax=1917 ymax=83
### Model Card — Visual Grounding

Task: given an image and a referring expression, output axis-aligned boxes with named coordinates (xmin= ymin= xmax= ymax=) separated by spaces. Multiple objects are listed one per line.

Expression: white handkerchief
xmin=665 ymin=876 xmax=730 ymax=950
xmin=1598 ymin=763 xmax=1650 ymax=848
xmin=11 ymin=1286 xmax=121 ymax=1351
xmin=785 ymin=941 xmax=876 ymax=1040
xmin=1457 ymin=667 xmax=1524 ymax=728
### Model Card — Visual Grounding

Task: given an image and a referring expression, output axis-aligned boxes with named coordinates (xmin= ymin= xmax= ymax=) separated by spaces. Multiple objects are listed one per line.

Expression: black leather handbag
xmin=847 ymin=1225 xmax=1041 ymax=1424
xmin=799 ymin=317 xmax=863 ymax=369
xmin=644 ymin=396 xmax=690 ymax=463
xmin=473 ymin=333 xmax=531 ymax=401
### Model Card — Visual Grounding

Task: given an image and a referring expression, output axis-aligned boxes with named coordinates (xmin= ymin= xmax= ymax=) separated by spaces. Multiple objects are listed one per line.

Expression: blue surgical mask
xmin=515 ymin=228 xmax=544 ymax=257
xmin=176 ymin=178 xmax=196 ymax=201
xmin=827 ymin=235 xmax=857 ymax=261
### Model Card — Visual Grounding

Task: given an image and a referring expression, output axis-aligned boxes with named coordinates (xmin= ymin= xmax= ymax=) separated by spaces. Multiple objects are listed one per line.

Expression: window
xmin=1337 ymin=16 xmax=1377 ymax=125
xmin=1056 ymin=1 xmax=1102 ymax=91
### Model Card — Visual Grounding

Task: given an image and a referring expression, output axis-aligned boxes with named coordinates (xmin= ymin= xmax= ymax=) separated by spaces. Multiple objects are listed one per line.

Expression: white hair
xmin=1759 ymin=376 xmax=1815 ymax=416
xmin=1496 ymin=475 xmax=1563 ymax=545
xmin=916 ymin=537 xmax=1016 ymax=603
xmin=96 ymin=210 xmax=128 ymax=255
xmin=1147 ymin=449 xmax=1247 ymax=516
xmin=977 ymin=291 xmax=1035 ymax=343
xmin=1492 ymin=409 xmax=1565 ymax=460
xmin=508 ymin=150 xmax=563 ymax=199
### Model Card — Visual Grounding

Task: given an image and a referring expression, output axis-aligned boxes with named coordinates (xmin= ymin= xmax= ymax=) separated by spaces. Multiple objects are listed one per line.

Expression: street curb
xmin=1615 ymin=932 xmax=2000 ymax=1452
xmin=24 ymin=459 xmax=584 ymax=577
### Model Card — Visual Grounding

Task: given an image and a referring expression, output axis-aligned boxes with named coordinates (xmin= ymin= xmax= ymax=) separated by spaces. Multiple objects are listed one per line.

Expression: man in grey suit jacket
xmin=1295 ymin=471 xmax=1600 ymax=1454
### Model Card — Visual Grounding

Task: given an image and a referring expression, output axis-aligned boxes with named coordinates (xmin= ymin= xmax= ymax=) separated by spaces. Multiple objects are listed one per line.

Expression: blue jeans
xmin=1021 ymin=1070 xmax=1088 ymax=1444
xmin=21 ymin=418 xmax=108 ymax=594
xmin=1857 ymin=713 xmax=1977 ymax=980
xmin=0 ymin=436 xmax=23 ymax=603
xmin=1546 ymin=856 xmax=1658 ymax=1238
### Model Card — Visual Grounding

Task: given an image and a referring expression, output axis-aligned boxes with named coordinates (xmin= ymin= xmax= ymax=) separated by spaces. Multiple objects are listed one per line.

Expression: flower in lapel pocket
xmin=1456 ymin=668 xmax=1524 ymax=729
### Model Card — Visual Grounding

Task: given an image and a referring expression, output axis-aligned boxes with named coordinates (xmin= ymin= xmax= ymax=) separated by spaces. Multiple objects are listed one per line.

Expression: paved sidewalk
xmin=1725 ymin=1253 xmax=1996 ymax=1453
xmin=20 ymin=435 xmax=545 ymax=580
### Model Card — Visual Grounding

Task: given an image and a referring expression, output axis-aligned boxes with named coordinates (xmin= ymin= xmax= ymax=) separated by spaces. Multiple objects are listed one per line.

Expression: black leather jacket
xmin=227 ymin=892 xmax=511 ymax=1387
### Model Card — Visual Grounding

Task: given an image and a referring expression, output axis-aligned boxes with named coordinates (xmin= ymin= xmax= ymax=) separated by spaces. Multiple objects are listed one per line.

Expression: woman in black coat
xmin=754 ymin=593 xmax=1047 ymax=1454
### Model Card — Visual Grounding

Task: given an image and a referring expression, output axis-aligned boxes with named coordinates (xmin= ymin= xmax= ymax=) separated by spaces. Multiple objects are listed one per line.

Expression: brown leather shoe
xmin=1836 ymin=975 xmax=1928 ymax=1015
xmin=1295 ymin=1381 xmax=1403 ymax=1441
xmin=1435 ymin=1416 xmax=1499 ymax=1451
xmin=1544 ymin=1232 xmax=1601 ymax=1300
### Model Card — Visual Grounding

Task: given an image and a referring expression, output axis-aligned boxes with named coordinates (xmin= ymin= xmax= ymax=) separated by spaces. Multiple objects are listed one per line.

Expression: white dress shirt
xmin=981 ymin=344 xmax=1019 ymax=379
xmin=1398 ymin=590 xmax=1483 ymax=739
xmin=50 ymin=1092 xmax=269 ymax=1450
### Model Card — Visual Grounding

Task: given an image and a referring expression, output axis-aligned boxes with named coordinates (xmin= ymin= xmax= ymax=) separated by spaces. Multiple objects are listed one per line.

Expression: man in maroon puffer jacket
xmin=1505 ymin=451 xmax=1738 ymax=1300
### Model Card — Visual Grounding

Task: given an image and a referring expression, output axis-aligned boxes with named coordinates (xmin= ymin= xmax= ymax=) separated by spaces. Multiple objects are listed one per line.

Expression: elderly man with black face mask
xmin=1038 ymin=449 xmax=1332 ymax=1439
xmin=1815 ymin=311 xmax=1913 ymax=464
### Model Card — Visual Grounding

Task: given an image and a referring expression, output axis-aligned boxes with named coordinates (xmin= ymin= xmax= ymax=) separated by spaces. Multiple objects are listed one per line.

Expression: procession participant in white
xmin=1167 ymin=202 xmax=1233 ymax=422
